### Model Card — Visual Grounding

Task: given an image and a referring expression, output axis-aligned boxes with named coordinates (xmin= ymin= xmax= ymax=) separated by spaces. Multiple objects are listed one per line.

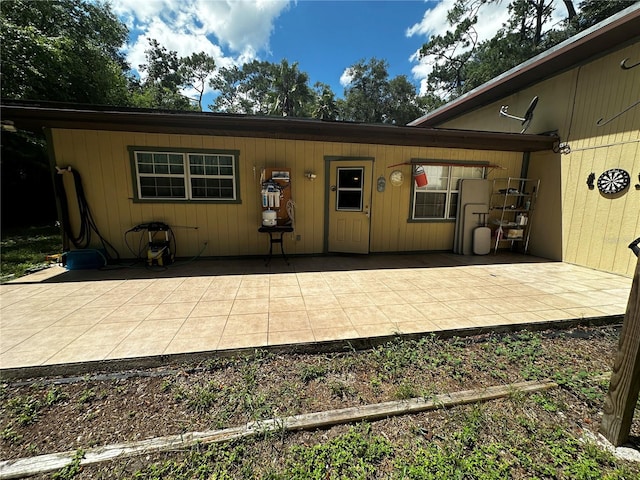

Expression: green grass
xmin=114 ymin=399 xmax=636 ymax=480
xmin=0 ymin=225 xmax=62 ymax=281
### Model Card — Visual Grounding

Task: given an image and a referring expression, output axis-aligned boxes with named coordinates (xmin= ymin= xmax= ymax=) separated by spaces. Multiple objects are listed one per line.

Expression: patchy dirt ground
xmin=2 ymin=325 xmax=639 ymax=479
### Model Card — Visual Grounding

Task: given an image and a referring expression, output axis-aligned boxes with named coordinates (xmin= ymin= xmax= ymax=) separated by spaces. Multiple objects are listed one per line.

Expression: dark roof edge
xmin=408 ymin=3 xmax=640 ymax=127
xmin=1 ymin=101 xmax=559 ymax=152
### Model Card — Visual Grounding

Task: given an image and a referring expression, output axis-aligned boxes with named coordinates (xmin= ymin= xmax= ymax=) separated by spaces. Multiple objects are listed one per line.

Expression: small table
xmin=258 ymin=225 xmax=294 ymax=265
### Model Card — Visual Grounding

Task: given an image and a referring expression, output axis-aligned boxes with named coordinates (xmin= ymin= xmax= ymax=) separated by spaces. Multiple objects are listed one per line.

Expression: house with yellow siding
xmin=2 ymin=5 xmax=637 ymax=277
xmin=3 ymin=104 xmax=551 ymax=260
xmin=410 ymin=4 xmax=640 ymax=277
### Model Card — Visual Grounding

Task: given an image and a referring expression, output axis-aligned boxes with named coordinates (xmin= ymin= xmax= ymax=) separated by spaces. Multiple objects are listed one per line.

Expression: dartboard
xmin=597 ymin=168 xmax=630 ymax=194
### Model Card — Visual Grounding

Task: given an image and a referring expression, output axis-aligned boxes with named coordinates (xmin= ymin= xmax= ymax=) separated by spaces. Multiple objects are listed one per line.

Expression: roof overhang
xmin=409 ymin=4 xmax=640 ymax=127
xmin=1 ymin=101 xmax=558 ymax=153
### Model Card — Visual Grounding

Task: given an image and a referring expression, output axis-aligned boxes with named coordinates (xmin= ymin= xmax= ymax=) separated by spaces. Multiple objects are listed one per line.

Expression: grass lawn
xmin=0 ymin=225 xmax=62 ymax=281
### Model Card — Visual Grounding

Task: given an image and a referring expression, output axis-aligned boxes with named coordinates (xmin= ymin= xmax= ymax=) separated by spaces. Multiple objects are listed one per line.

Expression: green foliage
xmin=0 ymin=226 xmax=62 ymax=280
xmin=299 ymin=363 xmax=328 ymax=383
xmin=340 ymin=58 xmax=422 ymax=125
xmin=0 ymin=0 xmax=130 ymax=104
xmin=285 ymin=424 xmax=392 ymax=479
xmin=52 ymin=449 xmax=85 ymax=480
xmin=417 ymin=0 xmax=633 ymax=103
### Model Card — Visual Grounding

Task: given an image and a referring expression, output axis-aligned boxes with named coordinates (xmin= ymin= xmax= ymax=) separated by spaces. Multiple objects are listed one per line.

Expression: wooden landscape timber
xmin=0 ymin=379 xmax=557 ymax=479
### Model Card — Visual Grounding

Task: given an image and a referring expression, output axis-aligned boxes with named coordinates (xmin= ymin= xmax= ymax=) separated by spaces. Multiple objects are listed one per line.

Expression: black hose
xmin=55 ymin=168 xmax=120 ymax=261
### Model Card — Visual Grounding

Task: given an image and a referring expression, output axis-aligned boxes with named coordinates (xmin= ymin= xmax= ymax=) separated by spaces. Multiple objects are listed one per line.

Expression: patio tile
xmin=562 ymin=306 xmax=610 ymax=318
xmin=189 ymin=300 xmax=234 ymax=317
xmin=395 ymin=319 xmax=440 ymax=334
xmin=307 ymin=308 xmax=353 ymax=329
xmin=378 ymin=304 xmax=424 ymax=322
xmin=105 ymin=320 xmax=184 ymax=359
xmin=269 ymin=311 xmax=311 ymax=332
xmin=415 ymin=302 xmax=460 ymax=320
xmin=269 ymin=296 xmax=306 ymax=312
xmin=430 ymin=317 xmax=479 ymax=330
xmin=223 ymin=313 xmax=269 ymax=335
xmin=0 ymin=327 xmax=42 ymax=353
xmin=230 ymin=298 xmax=268 ymax=315
xmin=353 ymin=322 xmax=400 ymax=337
xmin=218 ymin=333 xmax=268 ymax=350
xmin=53 ymin=306 xmax=117 ymax=326
xmin=466 ymin=314 xmax=509 ymax=327
xmin=147 ymin=302 xmax=196 ymax=320
xmin=500 ymin=311 xmax=547 ymax=324
xmin=365 ymin=291 xmax=406 ymax=306
xmin=270 ymin=284 xmax=303 ymax=298
xmin=0 ymin=254 xmax=632 ymax=372
xmin=426 ymin=289 xmax=467 ymax=302
xmin=200 ymin=288 xmax=239 ymax=301
xmin=268 ymin=329 xmax=316 ymax=346
xmin=163 ymin=289 xmax=207 ymax=303
xmin=335 ymin=293 xmax=372 ymax=308
xmin=236 ymin=286 xmax=270 ymax=299
xmin=299 ymin=284 xmax=334 ymax=296
xmin=312 ymin=326 xmax=360 ymax=341
xmin=443 ymin=300 xmax=495 ymax=317
xmin=344 ymin=306 xmax=390 ymax=325
xmin=101 ymin=304 xmax=156 ymax=323
xmin=303 ymin=294 xmax=342 ymax=310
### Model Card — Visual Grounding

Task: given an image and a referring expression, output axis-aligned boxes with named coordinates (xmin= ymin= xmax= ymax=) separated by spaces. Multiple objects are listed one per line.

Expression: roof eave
xmin=1 ymin=103 xmax=558 ymax=153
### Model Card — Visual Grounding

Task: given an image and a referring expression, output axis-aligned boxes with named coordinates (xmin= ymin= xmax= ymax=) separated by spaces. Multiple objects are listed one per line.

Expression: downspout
xmin=520 ymin=151 xmax=531 ymax=178
xmin=43 ymin=128 xmax=69 ymax=252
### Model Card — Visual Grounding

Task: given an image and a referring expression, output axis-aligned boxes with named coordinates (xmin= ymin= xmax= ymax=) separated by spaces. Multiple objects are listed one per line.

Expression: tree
xmin=134 ymin=39 xmax=196 ymax=111
xmin=340 ymin=58 xmax=424 ymax=124
xmin=572 ymin=0 xmax=636 ymax=30
xmin=341 ymin=58 xmax=391 ymax=123
xmin=209 ymin=65 xmax=254 ymax=113
xmin=312 ymin=83 xmax=339 ymax=120
xmin=268 ymin=60 xmax=313 ymax=117
xmin=0 ymin=0 xmax=131 ymax=104
xmin=179 ymin=52 xmax=216 ymax=111
xmin=385 ymin=76 xmax=424 ymax=125
xmin=417 ymin=0 xmax=633 ymax=107
xmin=209 ymin=60 xmax=314 ymax=116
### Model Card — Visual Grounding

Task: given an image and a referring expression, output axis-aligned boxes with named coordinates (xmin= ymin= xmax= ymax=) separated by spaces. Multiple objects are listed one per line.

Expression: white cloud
xmin=407 ymin=0 xmax=575 ymax=95
xmin=111 ymin=0 xmax=291 ymax=99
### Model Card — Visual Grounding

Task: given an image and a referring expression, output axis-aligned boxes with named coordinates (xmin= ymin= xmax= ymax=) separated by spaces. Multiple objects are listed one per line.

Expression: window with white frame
xmin=132 ymin=149 xmax=238 ymax=201
xmin=411 ymin=164 xmax=485 ymax=220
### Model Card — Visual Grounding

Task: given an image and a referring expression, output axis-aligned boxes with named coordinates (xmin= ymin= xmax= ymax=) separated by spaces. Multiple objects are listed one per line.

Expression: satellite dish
xmin=499 ymin=96 xmax=539 ymax=133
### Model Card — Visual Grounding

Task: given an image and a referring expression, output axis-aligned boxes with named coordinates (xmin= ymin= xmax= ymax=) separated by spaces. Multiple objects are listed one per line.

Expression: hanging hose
xmin=286 ymin=198 xmax=296 ymax=231
xmin=54 ymin=166 xmax=120 ymax=262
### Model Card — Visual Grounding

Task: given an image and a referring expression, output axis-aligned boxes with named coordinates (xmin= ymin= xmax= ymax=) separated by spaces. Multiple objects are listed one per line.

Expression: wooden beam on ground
xmin=600 ymin=257 xmax=640 ymax=447
xmin=0 ymin=379 xmax=557 ymax=480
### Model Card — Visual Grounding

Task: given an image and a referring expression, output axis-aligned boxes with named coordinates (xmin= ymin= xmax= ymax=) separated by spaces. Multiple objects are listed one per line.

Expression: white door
xmin=327 ymin=160 xmax=373 ymax=254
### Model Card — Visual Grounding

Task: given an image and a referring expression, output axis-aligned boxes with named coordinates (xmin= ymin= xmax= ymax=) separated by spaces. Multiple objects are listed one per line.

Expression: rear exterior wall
xmin=49 ymin=129 xmax=522 ymax=259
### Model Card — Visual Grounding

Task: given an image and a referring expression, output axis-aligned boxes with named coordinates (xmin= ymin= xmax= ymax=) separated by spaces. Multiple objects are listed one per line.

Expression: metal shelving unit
xmin=490 ymin=177 xmax=540 ymax=254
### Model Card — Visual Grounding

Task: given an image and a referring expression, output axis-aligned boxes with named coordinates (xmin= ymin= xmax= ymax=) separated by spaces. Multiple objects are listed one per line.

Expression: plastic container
xmin=262 ymin=210 xmax=277 ymax=227
xmin=64 ymin=249 xmax=107 ymax=270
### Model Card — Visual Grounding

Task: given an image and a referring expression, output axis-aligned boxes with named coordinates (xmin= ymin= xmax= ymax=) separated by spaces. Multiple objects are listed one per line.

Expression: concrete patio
xmin=0 ymin=252 xmax=632 ymax=379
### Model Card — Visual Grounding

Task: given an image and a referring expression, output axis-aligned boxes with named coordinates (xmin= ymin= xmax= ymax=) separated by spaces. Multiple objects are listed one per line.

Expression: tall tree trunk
xmin=563 ymin=0 xmax=577 ymax=20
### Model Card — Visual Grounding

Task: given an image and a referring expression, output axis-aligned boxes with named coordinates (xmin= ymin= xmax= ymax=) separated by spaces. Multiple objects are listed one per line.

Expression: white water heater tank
xmin=262 ymin=209 xmax=277 ymax=227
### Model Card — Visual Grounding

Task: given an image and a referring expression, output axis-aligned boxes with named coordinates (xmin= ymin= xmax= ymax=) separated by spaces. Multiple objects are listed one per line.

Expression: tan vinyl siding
xmin=50 ymin=129 xmax=521 ymax=258
xmin=435 ymin=41 xmax=640 ymax=277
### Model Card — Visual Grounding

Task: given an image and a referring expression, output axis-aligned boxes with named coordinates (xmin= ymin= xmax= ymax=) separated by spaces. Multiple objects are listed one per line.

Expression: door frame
xmin=323 ymin=155 xmax=375 ymax=254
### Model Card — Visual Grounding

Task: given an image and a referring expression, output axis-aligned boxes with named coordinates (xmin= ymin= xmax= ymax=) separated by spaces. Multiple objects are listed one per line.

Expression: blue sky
xmin=110 ymin=0 xmax=570 ymax=111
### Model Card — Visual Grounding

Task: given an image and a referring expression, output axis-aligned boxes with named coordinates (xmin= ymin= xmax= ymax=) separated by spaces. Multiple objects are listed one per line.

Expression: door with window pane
xmin=328 ymin=160 xmax=373 ymax=253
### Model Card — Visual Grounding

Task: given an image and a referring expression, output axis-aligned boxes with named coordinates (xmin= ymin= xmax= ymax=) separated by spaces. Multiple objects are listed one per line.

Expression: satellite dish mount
xmin=499 ymin=96 xmax=538 ymax=133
